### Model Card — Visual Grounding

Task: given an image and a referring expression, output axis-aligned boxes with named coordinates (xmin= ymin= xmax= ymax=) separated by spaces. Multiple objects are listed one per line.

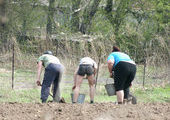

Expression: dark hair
xmin=112 ymin=46 xmax=120 ymax=52
xmin=43 ymin=51 xmax=53 ymax=55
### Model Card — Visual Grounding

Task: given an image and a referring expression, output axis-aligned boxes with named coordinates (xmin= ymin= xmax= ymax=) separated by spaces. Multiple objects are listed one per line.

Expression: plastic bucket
xmin=71 ymin=93 xmax=85 ymax=103
xmin=105 ymin=83 xmax=116 ymax=96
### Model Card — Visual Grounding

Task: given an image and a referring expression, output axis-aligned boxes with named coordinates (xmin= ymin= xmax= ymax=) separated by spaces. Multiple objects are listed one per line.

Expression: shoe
xmin=42 ymin=100 xmax=47 ymax=103
xmin=59 ymin=97 xmax=66 ymax=103
xmin=118 ymin=102 xmax=123 ymax=104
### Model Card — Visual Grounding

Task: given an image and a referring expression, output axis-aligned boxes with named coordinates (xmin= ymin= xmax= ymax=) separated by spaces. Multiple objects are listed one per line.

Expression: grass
xmin=0 ymin=88 xmax=41 ymax=103
xmin=134 ymin=84 xmax=170 ymax=103
xmin=0 ymin=85 xmax=116 ymax=103
xmin=0 ymin=83 xmax=169 ymax=103
xmin=0 ymin=65 xmax=169 ymax=103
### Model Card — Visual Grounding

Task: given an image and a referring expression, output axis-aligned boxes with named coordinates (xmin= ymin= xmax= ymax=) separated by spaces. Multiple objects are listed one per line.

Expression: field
xmin=0 ymin=0 xmax=169 ymax=119
xmin=0 ymin=65 xmax=170 ymax=120
xmin=0 ymin=102 xmax=170 ymax=120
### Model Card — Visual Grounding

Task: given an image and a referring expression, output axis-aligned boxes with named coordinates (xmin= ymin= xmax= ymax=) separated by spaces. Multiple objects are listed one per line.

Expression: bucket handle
xmin=106 ymin=77 xmax=114 ymax=85
xmin=106 ymin=78 xmax=109 ymax=84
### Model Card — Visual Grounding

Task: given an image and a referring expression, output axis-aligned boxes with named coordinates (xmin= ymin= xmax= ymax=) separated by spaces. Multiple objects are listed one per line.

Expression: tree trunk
xmin=0 ymin=0 xmax=8 ymax=53
xmin=105 ymin=0 xmax=131 ymax=45
xmin=0 ymin=0 xmax=5 ymax=36
xmin=19 ymin=19 xmax=27 ymax=44
xmin=80 ymin=0 xmax=101 ymax=34
xmin=71 ymin=0 xmax=81 ymax=32
xmin=46 ymin=0 xmax=55 ymax=35
xmin=105 ymin=0 xmax=114 ymax=27
xmin=0 ymin=0 xmax=6 ymax=28
xmin=114 ymin=0 xmax=130 ymax=33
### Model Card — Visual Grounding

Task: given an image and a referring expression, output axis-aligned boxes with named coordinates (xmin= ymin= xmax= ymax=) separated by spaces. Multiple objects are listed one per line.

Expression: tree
xmin=0 ymin=0 xmax=7 ymax=51
xmin=46 ymin=0 xmax=55 ymax=35
xmin=154 ymin=0 xmax=169 ymax=33
xmin=105 ymin=0 xmax=114 ymax=27
xmin=8 ymin=0 xmax=42 ymax=44
xmin=70 ymin=0 xmax=81 ymax=32
xmin=105 ymin=0 xmax=131 ymax=45
xmin=80 ymin=0 xmax=101 ymax=34
xmin=0 ymin=0 xmax=6 ymax=28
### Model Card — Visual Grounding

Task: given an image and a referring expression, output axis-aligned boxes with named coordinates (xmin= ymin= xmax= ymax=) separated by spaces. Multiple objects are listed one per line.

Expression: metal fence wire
xmin=0 ymin=42 xmax=169 ymax=90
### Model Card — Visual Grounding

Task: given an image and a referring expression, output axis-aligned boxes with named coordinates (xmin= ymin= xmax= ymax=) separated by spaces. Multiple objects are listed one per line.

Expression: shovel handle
xmin=40 ymin=84 xmax=53 ymax=97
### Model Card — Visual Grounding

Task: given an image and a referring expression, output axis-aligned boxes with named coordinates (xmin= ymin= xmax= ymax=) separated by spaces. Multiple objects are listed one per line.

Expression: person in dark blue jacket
xmin=107 ymin=46 xmax=136 ymax=104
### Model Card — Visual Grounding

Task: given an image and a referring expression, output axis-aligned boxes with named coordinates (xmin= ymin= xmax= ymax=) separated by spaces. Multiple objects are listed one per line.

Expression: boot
xmin=59 ymin=97 xmax=66 ymax=103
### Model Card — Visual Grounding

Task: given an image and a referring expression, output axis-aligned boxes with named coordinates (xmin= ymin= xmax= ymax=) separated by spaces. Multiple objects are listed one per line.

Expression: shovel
xmin=40 ymin=84 xmax=66 ymax=103
xmin=40 ymin=84 xmax=53 ymax=97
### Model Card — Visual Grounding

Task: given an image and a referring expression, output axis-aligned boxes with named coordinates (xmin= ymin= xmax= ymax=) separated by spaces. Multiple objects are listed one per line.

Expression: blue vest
xmin=107 ymin=52 xmax=132 ymax=67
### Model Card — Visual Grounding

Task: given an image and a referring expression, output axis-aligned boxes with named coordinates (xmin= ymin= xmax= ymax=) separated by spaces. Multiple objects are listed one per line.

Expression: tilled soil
xmin=0 ymin=102 xmax=169 ymax=120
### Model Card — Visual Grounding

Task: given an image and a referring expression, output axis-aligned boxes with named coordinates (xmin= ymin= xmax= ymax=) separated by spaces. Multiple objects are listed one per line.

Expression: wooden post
xmin=143 ymin=57 xmax=146 ymax=88
xmin=95 ymin=58 xmax=100 ymax=88
xmin=95 ymin=48 xmax=102 ymax=88
xmin=56 ymin=39 xmax=58 ymax=56
xmin=12 ymin=43 xmax=14 ymax=89
xmin=142 ymin=44 xmax=147 ymax=88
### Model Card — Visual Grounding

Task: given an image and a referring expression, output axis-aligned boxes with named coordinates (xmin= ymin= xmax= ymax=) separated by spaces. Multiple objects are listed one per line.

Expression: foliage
xmin=0 ymin=0 xmax=169 ymax=65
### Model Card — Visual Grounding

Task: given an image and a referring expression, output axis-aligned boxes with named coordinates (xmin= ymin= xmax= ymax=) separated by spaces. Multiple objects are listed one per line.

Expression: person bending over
xmin=36 ymin=51 xmax=64 ymax=103
xmin=107 ymin=46 xmax=136 ymax=104
xmin=72 ymin=57 xmax=97 ymax=104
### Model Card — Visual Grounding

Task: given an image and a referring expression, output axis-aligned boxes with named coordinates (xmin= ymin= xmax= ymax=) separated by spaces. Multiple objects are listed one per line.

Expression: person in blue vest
xmin=107 ymin=46 xmax=136 ymax=104
xmin=36 ymin=51 xmax=64 ymax=103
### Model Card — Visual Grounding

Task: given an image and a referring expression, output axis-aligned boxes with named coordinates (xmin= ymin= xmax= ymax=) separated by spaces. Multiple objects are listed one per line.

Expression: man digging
xmin=36 ymin=51 xmax=65 ymax=103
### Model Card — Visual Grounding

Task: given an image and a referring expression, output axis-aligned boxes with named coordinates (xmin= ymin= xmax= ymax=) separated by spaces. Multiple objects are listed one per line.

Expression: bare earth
xmin=0 ymin=102 xmax=170 ymax=120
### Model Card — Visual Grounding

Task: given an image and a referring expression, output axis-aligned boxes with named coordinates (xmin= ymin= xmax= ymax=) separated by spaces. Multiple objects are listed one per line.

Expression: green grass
xmin=0 ymin=88 xmax=41 ymax=103
xmin=0 ymin=65 xmax=169 ymax=103
xmin=0 ymin=86 xmax=116 ymax=103
xmin=60 ymin=82 xmax=117 ymax=103
xmin=14 ymin=69 xmax=36 ymax=77
xmin=0 ymin=84 xmax=169 ymax=103
xmin=134 ymin=84 xmax=170 ymax=103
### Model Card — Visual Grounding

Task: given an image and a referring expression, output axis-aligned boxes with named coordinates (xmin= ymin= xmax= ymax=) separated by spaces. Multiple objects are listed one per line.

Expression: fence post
xmin=142 ymin=44 xmax=147 ymax=88
xmin=12 ymin=43 xmax=14 ymax=89
xmin=56 ymin=40 xmax=58 ymax=56
xmin=143 ymin=58 xmax=146 ymax=88
xmin=95 ymin=48 xmax=102 ymax=88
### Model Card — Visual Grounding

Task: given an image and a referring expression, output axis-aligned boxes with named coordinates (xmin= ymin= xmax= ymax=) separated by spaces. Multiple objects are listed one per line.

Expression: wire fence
xmin=0 ymin=41 xmax=169 ymax=90
xmin=0 ymin=0 xmax=169 ymax=92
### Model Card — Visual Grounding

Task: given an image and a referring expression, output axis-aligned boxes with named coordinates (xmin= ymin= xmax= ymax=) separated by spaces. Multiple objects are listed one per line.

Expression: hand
xmin=130 ymin=83 xmax=132 ymax=87
xmin=72 ymin=85 xmax=76 ymax=90
xmin=93 ymin=79 xmax=96 ymax=84
xmin=36 ymin=80 xmax=41 ymax=86
xmin=110 ymin=72 xmax=112 ymax=78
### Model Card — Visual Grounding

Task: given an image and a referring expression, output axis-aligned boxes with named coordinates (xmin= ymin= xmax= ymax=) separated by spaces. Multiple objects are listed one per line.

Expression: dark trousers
xmin=113 ymin=61 xmax=136 ymax=99
xmin=41 ymin=63 xmax=64 ymax=102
